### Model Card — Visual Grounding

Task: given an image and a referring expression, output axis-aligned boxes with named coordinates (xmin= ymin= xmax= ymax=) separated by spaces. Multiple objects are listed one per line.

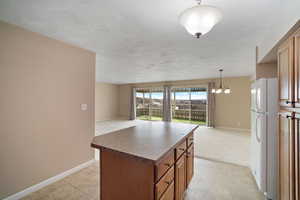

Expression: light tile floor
xmin=185 ymin=159 xmax=264 ymax=200
xmin=22 ymin=158 xmax=264 ymax=200
xmin=194 ymin=127 xmax=251 ymax=167
xmin=22 ymin=163 xmax=99 ymax=200
xmin=22 ymin=120 xmax=262 ymax=200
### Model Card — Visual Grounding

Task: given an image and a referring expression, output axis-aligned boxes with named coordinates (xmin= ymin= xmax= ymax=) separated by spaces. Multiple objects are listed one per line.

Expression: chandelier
xmin=211 ymin=69 xmax=231 ymax=94
xmin=179 ymin=0 xmax=222 ymax=38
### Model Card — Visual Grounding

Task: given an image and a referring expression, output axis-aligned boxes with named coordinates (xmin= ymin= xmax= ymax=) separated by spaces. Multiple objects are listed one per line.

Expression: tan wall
xmin=119 ymin=85 xmax=132 ymax=118
xmin=119 ymin=76 xmax=251 ymax=130
xmin=0 ymin=21 xmax=95 ymax=198
xmin=214 ymin=77 xmax=251 ymax=130
xmin=95 ymin=83 xmax=119 ymax=121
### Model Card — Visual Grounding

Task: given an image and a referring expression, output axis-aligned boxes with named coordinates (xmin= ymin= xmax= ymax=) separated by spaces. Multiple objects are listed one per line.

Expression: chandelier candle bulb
xmin=216 ymin=88 xmax=222 ymax=94
xmin=224 ymin=88 xmax=231 ymax=94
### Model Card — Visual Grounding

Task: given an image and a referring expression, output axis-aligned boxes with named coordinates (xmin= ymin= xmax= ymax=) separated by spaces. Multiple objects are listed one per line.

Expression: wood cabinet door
xmin=175 ymin=154 xmax=186 ymax=200
xmin=279 ymin=111 xmax=295 ymax=200
xmin=295 ymin=113 xmax=300 ymax=200
xmin=159 ymin=181 xmax=174 ymax=200
xmin=186 ymin=144 xmax=194 ymax=187
xmin=278 ymin=39 xmax=294 ymax=107
xmin=295 ymin=31 xmax=300 ymax=108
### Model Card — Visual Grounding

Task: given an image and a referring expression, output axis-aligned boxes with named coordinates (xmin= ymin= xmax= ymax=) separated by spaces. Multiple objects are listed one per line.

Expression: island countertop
xmin=91 ymin=121 xmax=199 ymax=162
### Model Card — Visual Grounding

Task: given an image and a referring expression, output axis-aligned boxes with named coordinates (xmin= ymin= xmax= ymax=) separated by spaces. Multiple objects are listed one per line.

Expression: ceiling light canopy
xmin=179 ymin=0 xmax=222 ymax=38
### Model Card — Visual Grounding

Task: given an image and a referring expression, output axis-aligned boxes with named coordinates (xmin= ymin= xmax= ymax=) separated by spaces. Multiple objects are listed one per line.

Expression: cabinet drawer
xmin=175 ymin=141 xmax=186 ymax=160
xmin=187 ymin=133 xmax=194 ymax=147
xmin=159 ymin=181 xmax=174 ymax=200
xmin=155 ymin=166 xmax=174 ymax=200
xmin=155 ymin=151 xmax=175 ymax=182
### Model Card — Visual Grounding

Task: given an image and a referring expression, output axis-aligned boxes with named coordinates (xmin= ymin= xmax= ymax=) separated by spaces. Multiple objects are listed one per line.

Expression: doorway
xmin=136 ymin=88 xmax=163 ymax=121
xmin=171 ymin=87 xmax=207 ymax=125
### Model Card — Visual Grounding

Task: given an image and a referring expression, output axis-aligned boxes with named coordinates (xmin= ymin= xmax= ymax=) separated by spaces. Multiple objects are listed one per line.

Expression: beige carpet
xmin=194 ymin=127 xmax=251 ymax=167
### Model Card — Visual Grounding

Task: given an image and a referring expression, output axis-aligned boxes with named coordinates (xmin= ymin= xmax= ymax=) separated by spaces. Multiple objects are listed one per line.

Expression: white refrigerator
xmin=250 ymin=78 xmax=278 ymax=200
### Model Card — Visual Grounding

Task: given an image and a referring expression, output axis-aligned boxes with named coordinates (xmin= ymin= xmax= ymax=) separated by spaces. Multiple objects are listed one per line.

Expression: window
xmin=171 ymin=87 xmax=207 ymax=125
xmin=135 ymin=87 xmax=207 ymax=125
xmin=136 ymin=88 xmax=163 ymax=121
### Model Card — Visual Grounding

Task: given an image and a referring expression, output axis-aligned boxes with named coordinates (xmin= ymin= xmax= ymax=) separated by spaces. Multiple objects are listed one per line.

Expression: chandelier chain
xmin=196 ymin=0 xmax=202 ymax=5
xmin=219 ymin=69 xmax=223 ymax=88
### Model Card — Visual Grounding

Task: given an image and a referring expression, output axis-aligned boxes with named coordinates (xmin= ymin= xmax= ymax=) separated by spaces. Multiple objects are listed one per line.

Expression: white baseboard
xmin=215 ymin=126 xmax=251 ymax=133
xmin=3 ymin=159 xmax=96 ymax=200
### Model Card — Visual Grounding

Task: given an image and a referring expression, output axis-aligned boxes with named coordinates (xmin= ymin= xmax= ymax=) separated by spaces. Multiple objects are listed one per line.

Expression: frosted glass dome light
xmin=179 ymin=4 xmax=222 ymax=38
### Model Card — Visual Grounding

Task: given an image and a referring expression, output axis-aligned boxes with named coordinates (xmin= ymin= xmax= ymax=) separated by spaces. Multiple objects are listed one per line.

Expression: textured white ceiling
xmin=0 ymin=0 xmax=279 ymax=84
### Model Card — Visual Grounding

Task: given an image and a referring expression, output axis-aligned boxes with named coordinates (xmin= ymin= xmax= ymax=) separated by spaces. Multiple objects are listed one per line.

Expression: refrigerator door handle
xmin=256 ymin=115 xmax=261 ymax=143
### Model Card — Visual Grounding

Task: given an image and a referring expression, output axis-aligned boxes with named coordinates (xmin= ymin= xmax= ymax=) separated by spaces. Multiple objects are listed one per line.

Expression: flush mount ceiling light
xmin=179 ymin=0 xmax=222 ymax=38
xmin=211 ymin=69 xmax=231 ymax=94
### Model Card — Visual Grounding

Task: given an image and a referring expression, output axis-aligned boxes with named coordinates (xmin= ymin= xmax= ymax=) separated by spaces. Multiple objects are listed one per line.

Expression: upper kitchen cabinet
xmin=278 ymin=38 xmax=294 ymax=107
xmin=294 ymin=30 xmax=300 ymax=108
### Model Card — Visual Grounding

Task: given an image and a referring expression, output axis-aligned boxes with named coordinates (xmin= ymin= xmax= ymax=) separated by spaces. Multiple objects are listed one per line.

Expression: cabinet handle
xmin=164 ymin=163 xmax=171 ymax=167
xmin=189 ymin=138 xmax=194 ymax=141
xmin=179 ymin=148 xmax=185 ymax=151
xmin=286 ymin=115 xmax=294 ymax=119
xmin=286 ymin=100 xmax=296 ymax=104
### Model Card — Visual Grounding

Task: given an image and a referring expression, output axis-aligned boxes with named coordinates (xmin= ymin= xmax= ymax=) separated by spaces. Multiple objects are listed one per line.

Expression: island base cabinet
xmin=93 ymin=130 xmax=197 ymax=200
xmin=175 ymin=154 xmax=186 ymax=200
xmin=100 ymin=149 xmax=154 ymax=200
xmin=186 ymin=144 xmax=194 ymax=187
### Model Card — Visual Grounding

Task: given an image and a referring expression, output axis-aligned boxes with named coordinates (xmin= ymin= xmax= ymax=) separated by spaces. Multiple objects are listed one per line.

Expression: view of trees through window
xmin=136 ymin=87 xmax=207 ymax=125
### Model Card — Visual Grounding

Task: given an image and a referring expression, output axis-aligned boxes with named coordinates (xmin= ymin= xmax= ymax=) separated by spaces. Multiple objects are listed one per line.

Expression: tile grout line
xmin=62 ymin=167 xmax=99 ymax=200
xmin=65 ymin=181 xmax=94 ymax=199
xmin=194 ymin=155 xmax=250 ymax=168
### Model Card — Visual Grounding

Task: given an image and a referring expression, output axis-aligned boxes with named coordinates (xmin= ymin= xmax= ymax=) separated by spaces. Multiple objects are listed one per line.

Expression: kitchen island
xmin=91 ymin=121 xmax=199 ymax=200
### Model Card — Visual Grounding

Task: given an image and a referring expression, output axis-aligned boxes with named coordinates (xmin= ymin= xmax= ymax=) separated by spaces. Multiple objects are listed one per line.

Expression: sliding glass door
xmin=171 ymin=87 xmax=207 ymax=125
xmin=136 ymin=88 xmax=163 ymax=121
xmin=136 ymin=87 xmax=207 ymax=125
xmin=136 ymin=90 xmax=151 ymax=120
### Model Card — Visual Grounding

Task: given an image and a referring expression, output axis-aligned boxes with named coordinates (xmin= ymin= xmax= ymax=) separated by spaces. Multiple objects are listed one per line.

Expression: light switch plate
xmin=81 ymin=104 xmax=88 ymax=111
